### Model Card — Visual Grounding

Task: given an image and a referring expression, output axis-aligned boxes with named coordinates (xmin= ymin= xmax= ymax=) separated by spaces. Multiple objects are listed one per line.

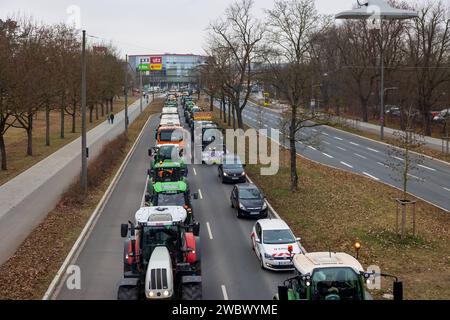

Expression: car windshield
xmin=159 ymin=130 xmax=183 ymax=142
xmin=239 ymin=188 xmax=261 ymax=200
xmin=311 ymin=267 xmax=364 ymax=301
xmin=263 ymin=229 xmax=295 ymax=244
xmin=156 ymin=193 xmax=185 ymax=206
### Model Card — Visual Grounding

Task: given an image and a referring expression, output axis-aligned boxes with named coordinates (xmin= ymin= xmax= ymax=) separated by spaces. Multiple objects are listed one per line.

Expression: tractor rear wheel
xmin=181 ymin=283 xmax=202 ymax=300
xmin=117 ymin=285 xmax=139 ymax=300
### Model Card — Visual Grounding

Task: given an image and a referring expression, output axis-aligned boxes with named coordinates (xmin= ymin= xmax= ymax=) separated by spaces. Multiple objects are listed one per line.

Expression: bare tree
xmin=209 ymin=0 xmax=265 ymax=129
xmin=264 ymin=0 xmax=331 ymax=191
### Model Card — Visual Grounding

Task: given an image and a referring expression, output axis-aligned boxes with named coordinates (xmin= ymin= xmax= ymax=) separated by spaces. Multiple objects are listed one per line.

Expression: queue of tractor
xmin=117 ymin=91 xmax=202 ymax=300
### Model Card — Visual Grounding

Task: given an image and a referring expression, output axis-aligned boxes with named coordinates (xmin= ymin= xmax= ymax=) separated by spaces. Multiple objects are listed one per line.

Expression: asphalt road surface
xmin=55 ymin=101 xmax=292 ymax=300
xmin=216 ymin=100 xmax=450 ymax=212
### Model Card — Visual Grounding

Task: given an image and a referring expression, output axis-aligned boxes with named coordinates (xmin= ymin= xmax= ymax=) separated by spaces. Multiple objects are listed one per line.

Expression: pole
xmin=125 ymin=54 xmax=128 ymax=135
xmin=380 ymin=21 xmax=385 ymax=140
xmin=139 ymin=69 xmax=143 ymax=112
xmin=81 ymin=30 xmax=88 ymax=193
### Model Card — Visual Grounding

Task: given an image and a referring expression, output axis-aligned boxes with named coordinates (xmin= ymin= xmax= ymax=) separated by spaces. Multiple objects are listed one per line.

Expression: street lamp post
xmin=336 ymin=0 xmax=417 ymax=140
xmin=124 ymin=54 xmax=129 ymax=135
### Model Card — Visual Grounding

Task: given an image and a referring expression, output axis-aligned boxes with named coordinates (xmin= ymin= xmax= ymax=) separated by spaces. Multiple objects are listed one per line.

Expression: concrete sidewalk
xmin=0 ymin=97 xmax=153 ymax=266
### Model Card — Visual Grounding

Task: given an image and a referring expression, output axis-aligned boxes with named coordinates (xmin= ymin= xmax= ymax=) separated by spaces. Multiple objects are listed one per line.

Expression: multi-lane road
xmin=217 ymin=100 xmax=450 ymax=212
xmin=53 ymin=100 xmax=291 ymax=300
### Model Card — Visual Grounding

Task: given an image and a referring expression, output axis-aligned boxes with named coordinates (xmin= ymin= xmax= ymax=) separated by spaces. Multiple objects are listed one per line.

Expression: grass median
xmin=0 ymin=98 xmax=163 ymax=300
xmin=209 ymin=104 xmax=450 ymax=300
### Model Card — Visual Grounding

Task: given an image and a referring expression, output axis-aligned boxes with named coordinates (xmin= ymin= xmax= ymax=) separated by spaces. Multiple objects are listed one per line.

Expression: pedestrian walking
xmin=107 ymin=113 xmax=111 ymax=124
xmin=110 ymin=112 xmax=115 ymax=124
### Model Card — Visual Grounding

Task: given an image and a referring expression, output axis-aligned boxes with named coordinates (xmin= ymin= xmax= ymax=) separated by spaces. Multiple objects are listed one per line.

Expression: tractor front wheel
xmin=181 ymin=283 xmax=203 ymax=300
xmin=117 ymin=285 xmax=139 ymax=300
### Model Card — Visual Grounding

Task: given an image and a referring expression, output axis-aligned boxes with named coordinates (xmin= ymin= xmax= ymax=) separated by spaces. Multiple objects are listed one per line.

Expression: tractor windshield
xmin=141 ymin=226 xmax=180 ymax=263
xmin=156 ymin=193 xmax=186 ymax=207
xmin=311 ymin=267 xmax=364 ymax=301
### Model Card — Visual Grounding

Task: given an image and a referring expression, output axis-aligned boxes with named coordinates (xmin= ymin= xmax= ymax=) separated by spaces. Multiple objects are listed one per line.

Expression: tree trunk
xmin=219 ymin=99 xmax=223 ymax=120
xmin=0 ymin=134 xmax=7 ymax=170
xmin=228 ymin=98 xmax=231 ymax=125
xmin=89 ymin=105 xmax=93 ymax=123
xmin=290 ymin=107 xmax=299 ymax=191
xmin=26 ymin=113 xmax=33 ymax=156
xmin=232 ymin=104 xmax=236 ymax=130
xmin=71 ymin=107 xmax=76 ymax=133
xmin=101 ymin=103 xmax=105 ymax=117
xmin=95 ymin=104 xmax=99 ymax=121
xmin=360 ymin=98 xmax=369 ymax=122
xmin=210 ymin=94 xmax=214 ymax=112
xmin=45 ymin=104 xmax=50 ymax=146
xmin=60 ymin=105 xmax=65 ymax=139
xmin=110 ymin=98 xmax=114 ymax=112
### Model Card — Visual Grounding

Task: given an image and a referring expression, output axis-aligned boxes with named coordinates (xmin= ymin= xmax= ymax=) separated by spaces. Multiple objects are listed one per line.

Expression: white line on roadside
xmin=308 ymin=146 xmax=317 ymax=151
xmin=193 ymin=168 xmax=197 ymax=176
xmin=221 ymin=285 xmax=229 ymax=300
xmin=363 ymin=172 xmax=380 ymax=181
xmin=198 ymin=189 xmax=203 ymax=200
xmin=206 ymin=222 xmax=214 ymax=240
xmin=312 ymin=129 xmax=318 ymax=132
xmin=323 ymin=141 xmax=331 ymax=145
xmin=444 ymin=187 xmax=450 ymax=192
xmin=367 ymin=147 xmax=379 ymax=153
xmin=322 ymin=152 xmax=334 ymax=159
xmin=340 ymin=161 xmax=354 ymax=168
xmin=336 ymin=146 xmax=346 ymax=151
xmin=407 ymin=173 xmax=422 ymax=181
xmin=377 ymin=162 xmax=388 ymax=167
xmin=418 ymin=164 xmax=436 ymax=172
xmin=349 ymin=142 xmax=360 ymax=146
xmin=354 ymin=153 xmax=367 ymax=159
xmin=393 ymin=156 xmax=404 ymax=161
xmin=334 ymin=136 xmax=344 ymax=141
xmin=322 ymin=132 xmax=329 ymax=136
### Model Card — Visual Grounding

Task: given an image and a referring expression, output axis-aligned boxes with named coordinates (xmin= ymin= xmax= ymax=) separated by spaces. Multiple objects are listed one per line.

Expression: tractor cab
xmin=149 ymin=144 xmax=186 ymax=168
xmin=145 ymin=181 xmax=198 ymax=223
xmin=148 ymin=161 xmax=187 ymax=184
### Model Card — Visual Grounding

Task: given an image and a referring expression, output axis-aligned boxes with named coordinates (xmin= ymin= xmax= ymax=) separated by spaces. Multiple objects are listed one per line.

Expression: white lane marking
xmin=393 ymin=156 xmax=404 ymax=161
xmin=349 ymin=142 xmax=360 ymax=146
xmin=377 ymin=162 xmax=388 ymax=167
xmin=312 ymin=129 xmax=318 ymax=132
xmin=444 ymin=187 xmax=450 ymax=192
xmin=336 ymin=146 xmax=347 ymax=151
xmin=193 ymin=167 xmax=197 ymax=176
xmin=206 ymin=222 xmax=214 ymax=240
xmin=322 ymin=141 xmax=331 ymax=145
xmin=363 ymin=172 xmax=380 ymax=181
xmin=367 ymin=147 xmax=379 ymax=153
xmin=198 ymin=189 xmax=203 ymax=200
xmin=354 ymin=153 xmax=367 ymax=159
xmin=308 ymin=146 xmax=317 ymax=151
xmin=334 ymin=136 xmax=344 ymax=141
xmin=418 ymin=164 xmax=436 ymax=172
xmin=322 ymin=132 xmax=329 ymax=136
xmin=407 ymin=173 xmax=422 ymax=181
xmin=340 ymin=161 xmax=354 ymax=168
xmin=322 ymin=152 xmax=334 ymax=159
xmin=221 ymin=285 xmax=229 ymax=300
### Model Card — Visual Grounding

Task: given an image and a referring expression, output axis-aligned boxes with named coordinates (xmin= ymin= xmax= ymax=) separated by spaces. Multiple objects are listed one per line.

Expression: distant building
xmin=128 ymin=53 xmax=206 ymax=89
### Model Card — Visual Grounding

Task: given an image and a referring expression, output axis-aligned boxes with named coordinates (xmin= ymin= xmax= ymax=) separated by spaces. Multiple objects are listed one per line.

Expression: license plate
xmin=279 ymin=261 xmax=291 ymax=265
xmin=250 ymin=211 xmax=260 ymax=215
xmin=232 ymin=177 xmax=239 ymax=180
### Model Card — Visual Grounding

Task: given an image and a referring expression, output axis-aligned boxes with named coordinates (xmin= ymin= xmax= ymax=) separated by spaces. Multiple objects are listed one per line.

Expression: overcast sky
xmin=1 ymin=0 xmax=416 ymax=57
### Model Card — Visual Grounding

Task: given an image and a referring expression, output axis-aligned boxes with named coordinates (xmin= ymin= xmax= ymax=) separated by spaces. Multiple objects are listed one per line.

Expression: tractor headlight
xmin=148 ymin=291 xmax=155 ymax=298
xmin=163 ymin=290 xmax=170 ymax=297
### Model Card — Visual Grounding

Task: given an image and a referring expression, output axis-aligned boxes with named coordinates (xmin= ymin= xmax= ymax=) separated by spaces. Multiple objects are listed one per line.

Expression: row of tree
xmin=0 ymin=17 xmax=127 ymax=171
xmin=199 ymin=0 xmax=450 ymax=191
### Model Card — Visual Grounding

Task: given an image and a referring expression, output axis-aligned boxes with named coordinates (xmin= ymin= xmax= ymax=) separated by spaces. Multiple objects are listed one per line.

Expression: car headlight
xmin=262 ymin=202 xmax=267 ymax=210
xmin=241 ymin=171 xmax=246 ymax=176
xmin=239 ymin=203 xmax=246 ymax=210
xmin=264 ymin=253 xmax=274 ymax=260
xmin=223 ymin=172 xmax=229 ymax=177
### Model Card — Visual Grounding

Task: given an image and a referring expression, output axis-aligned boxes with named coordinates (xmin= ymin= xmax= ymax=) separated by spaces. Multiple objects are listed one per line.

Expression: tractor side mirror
xmin=145 ymin=194 xmax=151 ymax=203
xmin=393 ymin=281 xmax=403 ymax=301
xmin=193 ymin=193 xmax=199 ymax=200
xmin=120 ymin=224 xmax=128 ymax=238
xmin=277 ymin=286 xmax=289 ymax=301
xmin=192 ymin=222 xmax=200 ymax=237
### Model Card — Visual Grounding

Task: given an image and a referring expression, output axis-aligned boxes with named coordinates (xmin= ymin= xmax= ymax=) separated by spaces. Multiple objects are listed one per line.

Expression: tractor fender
xmin=184 ymin=232 xmax=197 ymax=264
xmin=195 ymin=236 xmax=201 ymax=262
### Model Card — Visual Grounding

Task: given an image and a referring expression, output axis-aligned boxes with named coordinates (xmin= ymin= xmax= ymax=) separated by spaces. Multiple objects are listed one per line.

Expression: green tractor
xmin=149 ymin=144 xmax=187 ymax=174
xmin=275 ymin=251 xmax=403 ymax=301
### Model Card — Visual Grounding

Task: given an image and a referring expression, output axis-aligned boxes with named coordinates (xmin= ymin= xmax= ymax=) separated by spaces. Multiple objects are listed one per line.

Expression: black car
xmin=230 ymin=183 xmax=268 ymax=219
xmin=218 ymin=155 xmax=246 ymax=183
